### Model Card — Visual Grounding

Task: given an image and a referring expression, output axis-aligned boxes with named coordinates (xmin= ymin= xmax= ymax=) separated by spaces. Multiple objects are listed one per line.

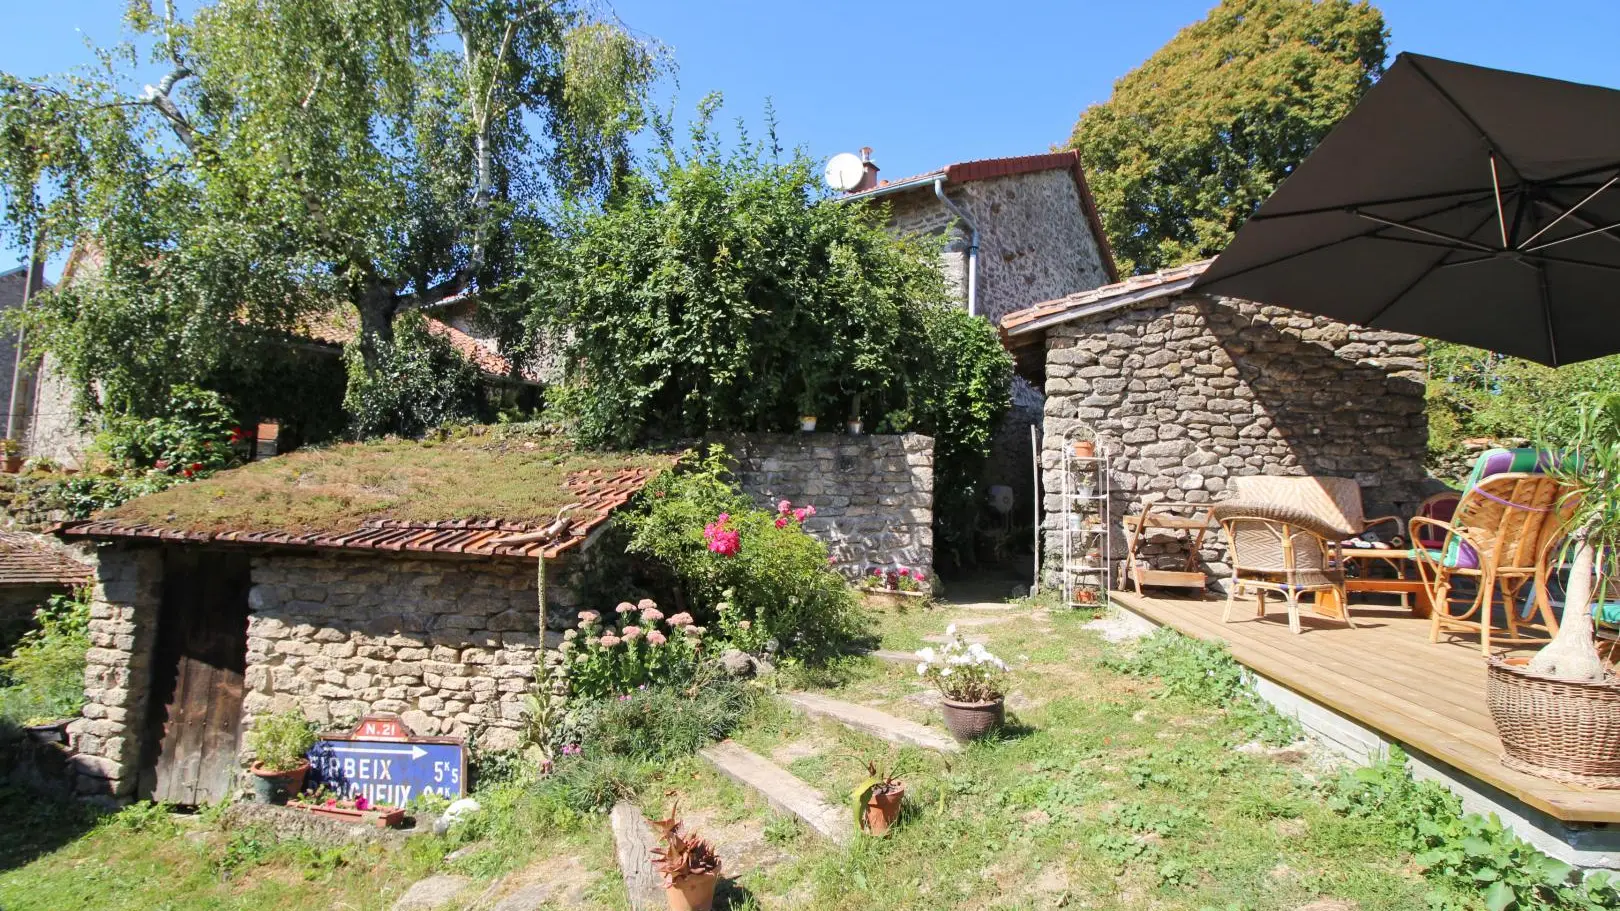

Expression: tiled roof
xmin=0 ymin=532 xmax=92 ymax=587
xmin=845 ymin=150 xmax=1119 ymax=283
xmin=1001 ymin=259 xmax=1213 ymax=336
xmin=57 ymin=465 xmax=663 ymax=560
xmin=295 ymin=308 xmax=539 ymax=383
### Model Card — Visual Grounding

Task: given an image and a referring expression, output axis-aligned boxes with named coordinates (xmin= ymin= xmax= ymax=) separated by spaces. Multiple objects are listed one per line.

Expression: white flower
xmin=968 ymin=643 xmax=988 ymax=658
xmin=940 ymin=667 xmax=954 ymax=677
xmin=945 ymin=623 xmax=958 ymax=638
xmin=916 ymin=662 xmax=929 ymax=676
xmin=915 ymin=647 xmax=937 ymax=664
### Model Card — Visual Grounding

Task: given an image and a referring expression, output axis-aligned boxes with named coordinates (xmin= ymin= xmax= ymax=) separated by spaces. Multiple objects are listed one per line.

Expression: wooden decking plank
xmin=609 ymin=802 xmax=666 ymax=911
xmin=782 ymin=691 xmax=961 ymax=754
xmin=700 ymin=740 xmax=853 ymax=844
xmin=1114 ymin=592 xmax=1620 ymax=823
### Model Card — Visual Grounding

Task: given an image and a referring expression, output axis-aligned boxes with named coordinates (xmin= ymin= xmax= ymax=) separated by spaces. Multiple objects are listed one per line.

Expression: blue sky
xmin=7 ymin=0 xmax=1620 ymax=278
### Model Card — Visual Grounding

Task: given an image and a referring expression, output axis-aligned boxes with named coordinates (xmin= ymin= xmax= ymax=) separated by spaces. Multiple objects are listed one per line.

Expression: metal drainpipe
xmin=933 ymin=177 xmax=980 ymax=318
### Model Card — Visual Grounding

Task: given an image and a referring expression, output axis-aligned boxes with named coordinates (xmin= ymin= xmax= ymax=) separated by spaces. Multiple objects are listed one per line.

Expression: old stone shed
xmin=1001 ymin=259 xmax=1429 ymax=592
xmin=53 ymin=433 xmax=674 ymax=804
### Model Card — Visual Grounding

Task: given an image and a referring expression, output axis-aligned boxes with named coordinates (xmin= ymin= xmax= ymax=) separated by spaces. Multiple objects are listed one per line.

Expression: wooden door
xmin=140 ymin=549 xmax=251 ymax=805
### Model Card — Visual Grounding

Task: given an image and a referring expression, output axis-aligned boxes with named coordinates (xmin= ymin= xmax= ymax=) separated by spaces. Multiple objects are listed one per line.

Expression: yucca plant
xmin=1528 ymin=390 xmax=1620 ymax=681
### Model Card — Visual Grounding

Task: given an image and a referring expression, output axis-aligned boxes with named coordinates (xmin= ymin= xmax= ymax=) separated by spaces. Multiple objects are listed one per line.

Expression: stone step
xmin=610 ymin=802 xmax=666 ymax=911
xmin=782 ymin=691 xmax=960 ymax=754
xmin=699 ymin=740 xmax=853 ymax=844
xmin=867 ymin=649 xmax=918 ymax=665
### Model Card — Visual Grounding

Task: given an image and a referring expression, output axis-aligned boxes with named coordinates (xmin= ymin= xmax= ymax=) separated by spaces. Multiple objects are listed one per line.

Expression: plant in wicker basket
xmin=651 ymin=806 xmax=723 ymax=911
xmin=1491 ymin=390 xmax=1620 ymax=787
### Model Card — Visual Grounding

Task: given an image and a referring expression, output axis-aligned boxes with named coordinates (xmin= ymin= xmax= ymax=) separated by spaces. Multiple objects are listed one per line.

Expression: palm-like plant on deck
xmin=1528 ymin=391 xmax=1620 ymax=681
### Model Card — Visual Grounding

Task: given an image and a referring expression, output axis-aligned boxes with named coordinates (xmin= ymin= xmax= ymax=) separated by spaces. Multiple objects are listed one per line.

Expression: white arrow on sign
xmin=322 ymin=743 xmax=427 ymax=760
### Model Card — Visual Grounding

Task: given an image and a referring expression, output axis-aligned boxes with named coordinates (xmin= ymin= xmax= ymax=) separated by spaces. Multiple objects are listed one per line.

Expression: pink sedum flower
xmin=621 ymin=625 xmax=643 ymax=641
xmin=668 ymin=612 xmax=694 ymax=627
xmin=615 ymin=601 xmax=636 ymax=614
xmin=578 ymin=611 xmax=600 ymax=625
xmin=640 ymin=607 xmax=665 ymax=623
xmin=599 ymin=635 xmax=622 ymax=648
xmin=647 ymin=630 xmax=667 ymax=645
xmin=638 ymin=598 xmax=657 ymax=611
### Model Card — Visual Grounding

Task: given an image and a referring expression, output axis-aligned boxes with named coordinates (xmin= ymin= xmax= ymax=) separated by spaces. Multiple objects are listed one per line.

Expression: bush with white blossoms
xmin=915 ymin=624 xmax=1008 ymax=703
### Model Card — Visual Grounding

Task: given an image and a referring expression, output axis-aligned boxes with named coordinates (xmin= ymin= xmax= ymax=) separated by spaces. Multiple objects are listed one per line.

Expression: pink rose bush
xmin=563 ymin=599 xmax=703 ymax=699
xmin=863 ymin=565 xmax=929 ymax=593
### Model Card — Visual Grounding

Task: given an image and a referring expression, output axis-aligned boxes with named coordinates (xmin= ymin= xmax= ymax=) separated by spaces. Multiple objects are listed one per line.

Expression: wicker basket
xmin=1487 ymin=655 xmax=1620 ymax=788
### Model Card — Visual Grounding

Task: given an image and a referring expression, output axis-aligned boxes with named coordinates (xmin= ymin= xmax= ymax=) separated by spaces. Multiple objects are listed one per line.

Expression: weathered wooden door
xmin=140 ymin=549 xmax=251 ymax=805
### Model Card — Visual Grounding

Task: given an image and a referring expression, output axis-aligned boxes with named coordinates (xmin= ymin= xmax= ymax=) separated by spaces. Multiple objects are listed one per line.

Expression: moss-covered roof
xmin=61 ymin=428 xmax=677 ymax=559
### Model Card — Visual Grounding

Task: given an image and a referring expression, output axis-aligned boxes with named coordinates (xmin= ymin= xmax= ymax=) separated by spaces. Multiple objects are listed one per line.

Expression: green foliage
xmin=246 ymin=710 xmax=317 ymax=773
xmin=561 ymin=600 xmax=704 ymax=700
xmin=625 ymin=447 xmax=867 ymax=659
xmin=1070 ymin=0 xmax=1388 ymax=274
xmin=12 ymin=471 xmax=180 ymax=519
xmin=1326 ymin=751 xmax=1620 ymax=910
xmin=342 ymin=313 xmax=489 ymax=438
xmin=0 ymin=589 xmax=91 ymax=725
xmin=1104 ymin=627 xmax=1299 ymax=745
xmin=558 ymin=677 xmax=754 ymax=764
xmin=508 ymin=100 xmax=1012 ymax=546
xmin=98 ymin=384 xmax=239 ymax=475
xmin=0 ymin=0 xmax=663 ymax=427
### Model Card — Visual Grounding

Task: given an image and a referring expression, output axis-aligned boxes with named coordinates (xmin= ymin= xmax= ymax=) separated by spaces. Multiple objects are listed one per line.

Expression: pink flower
xmin=638 ymin=598 xmax=657 ymax=611
xmin=775 ymin=517 xmax=788 ymax=529
xmin=916 ymin=572 xmax=927 ymax=582
xmin=684 ymin=625 xmax=705 ymax=637
xmin=599 ymin=635 xmax=622 ymax=648
xmin=640 ymin=607 xmax=665 ymax=623
xmin=738 ymin=620 xmax=751 ymax=630
xmin=578 ymin=611 xmax=600 ymax=625
xmin=778 ymin=499 xmax=791 ymax=515
xmin=828 ymin=556 xmax=836 ymax=565
xmin=792 ymin=508 xmax=807 ymax=523
xmin=717 ymin=513 xmax=730 ymax=524
xmin=804 ymin=504 xmax=816 ymax=517
xmin=668 ymin=612 xmax=694 ymax=627
xmin=899 ymin=568 xmax=910 ymax=577
xmin=616 ymin=601 xmax=636 ymax=614
xmin=621 ymin=625 xmax=643 ymax=641
xmin=871 ymin=567 xmax=883 ymax=576
xmin=585 ymin=636 xmax=600 ymax=648
xmin=647 ymin=630 xmax=667 ymax=645
xmin=354 ymin=796 xmax=371 ymax=811
xmin=707 ymin=528 xmax=740 ymax=556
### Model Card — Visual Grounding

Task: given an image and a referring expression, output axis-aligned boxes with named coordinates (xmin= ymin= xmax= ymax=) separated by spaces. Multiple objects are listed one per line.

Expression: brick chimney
xmin=853 ymin=146 xmax=879 ymax=193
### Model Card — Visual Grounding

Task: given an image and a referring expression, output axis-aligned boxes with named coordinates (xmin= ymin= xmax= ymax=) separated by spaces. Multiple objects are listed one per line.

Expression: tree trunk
xmin=354 ymin=284 xmax=399 ymax=372
xmin=1527 ymin=526 xmax=1606 ymax=681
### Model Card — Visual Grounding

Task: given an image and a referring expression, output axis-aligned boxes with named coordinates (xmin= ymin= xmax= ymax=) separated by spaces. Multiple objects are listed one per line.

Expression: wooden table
xmin=1334 ymin=547 xmax=1433 ymax=619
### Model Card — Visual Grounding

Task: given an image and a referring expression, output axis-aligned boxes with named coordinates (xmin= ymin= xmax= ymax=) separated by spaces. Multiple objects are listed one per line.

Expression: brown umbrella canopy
xmin=1193 ymin=53 xmax=1620 ymax=366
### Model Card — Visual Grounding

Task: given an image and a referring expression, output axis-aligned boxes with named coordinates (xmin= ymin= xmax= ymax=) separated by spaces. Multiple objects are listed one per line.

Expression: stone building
xmin=844 ymin=151 xmax=1119 ymax=531
xmin=1001 ymin=259 xmax=1429 ymax=593
xmin=0 ymin=531 xmax=91 ymax=652
xmin=53 ymin=435 xmax=672 ymax=803
xmin=0 ymin=262 xmax=51 ymax=453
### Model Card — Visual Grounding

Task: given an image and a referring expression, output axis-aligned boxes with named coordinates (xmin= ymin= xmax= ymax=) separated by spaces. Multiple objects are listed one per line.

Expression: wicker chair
xmin=1410 ymin=448 xmax=1573 ymax=656
xmin=1213 ymin=476 xmax=1370 ymax=634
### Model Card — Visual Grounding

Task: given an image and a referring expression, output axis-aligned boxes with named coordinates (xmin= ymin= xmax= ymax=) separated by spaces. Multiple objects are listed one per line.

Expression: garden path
xmin=699 ymin=740 xmax=853 ymax=844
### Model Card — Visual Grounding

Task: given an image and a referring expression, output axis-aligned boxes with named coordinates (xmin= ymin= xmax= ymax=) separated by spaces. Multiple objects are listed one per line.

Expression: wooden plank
xmin=1114 ymin=591 xmax=1620 ymax=823
xmin=700 ymin=740 xmax=853 ymax=844
xmin=782 ymin=692 xmax=961 ymax=754
xmin=609 ymin=802 xmax=666 ymax=911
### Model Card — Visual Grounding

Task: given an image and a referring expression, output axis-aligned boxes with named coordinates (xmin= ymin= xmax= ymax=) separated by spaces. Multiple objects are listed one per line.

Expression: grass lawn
xmin=0 ymin=600 xmax=1443 ymax=910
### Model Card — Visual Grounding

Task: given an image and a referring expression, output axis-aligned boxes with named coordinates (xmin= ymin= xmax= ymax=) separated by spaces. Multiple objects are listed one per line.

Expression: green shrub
xmin=563 ymin=600 xmax=705 ymax=700
xmin=625 ymin=447 xmax=866 ymax=660
xmin=97 ymin=384 xmax=239 ymax=476
xmin=246 ymin=710 xmax=317 ymax=772
xmin=1327 ymin=751 xmax=1620 ymax=910
xmin=343 ymin=312 xmax=488 ymax=439
xmin=0 ymin=589 xmax=91 ymax=725
xmin=559 ymin=676 xmax=754 ymax=763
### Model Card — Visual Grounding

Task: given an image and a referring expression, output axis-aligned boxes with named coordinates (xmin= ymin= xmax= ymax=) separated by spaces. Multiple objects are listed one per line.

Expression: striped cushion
xmin=1444 ymin=448 xmax=1553 ymax=570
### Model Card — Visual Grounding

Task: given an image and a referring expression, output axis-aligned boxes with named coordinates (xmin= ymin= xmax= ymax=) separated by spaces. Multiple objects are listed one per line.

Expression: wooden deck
xmin=1112 ymin=590 xmax=1620 ymax=824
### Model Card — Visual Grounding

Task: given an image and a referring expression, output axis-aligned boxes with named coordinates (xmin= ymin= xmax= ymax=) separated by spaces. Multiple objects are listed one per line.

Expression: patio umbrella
xmin=1192 ymin=53 xmax=1620 ymax=366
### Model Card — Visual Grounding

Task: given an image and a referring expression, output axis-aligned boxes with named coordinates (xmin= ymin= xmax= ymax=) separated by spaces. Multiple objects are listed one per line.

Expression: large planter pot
xmin=941 ymin=698 xmax=1005 ymax=744
xmin=1488 ymin=656 xmax=1620 ymax=788
xmin=665 ymin=871 xmax=719 ymax=911
xmin=249 ymin=759 xmax=310 ymax=805
xmin=863 ymin=784 xmax=904 ymax=836
xmin=860 ymin=588 xmax=928 ymax=612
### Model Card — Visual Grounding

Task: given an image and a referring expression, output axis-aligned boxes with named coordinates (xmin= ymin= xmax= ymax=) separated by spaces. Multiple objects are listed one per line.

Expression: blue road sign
xmin=307 ymin=731 xmax=465 ymax=806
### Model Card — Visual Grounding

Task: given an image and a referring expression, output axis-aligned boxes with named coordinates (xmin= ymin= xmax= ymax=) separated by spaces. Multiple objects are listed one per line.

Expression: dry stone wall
xmin=1039 ymin=293 xmax=1428 ymax=592
xmin=721 ymin=433 xmax=933 ymax=577
xmin=71 ymin=544 xmax=161 ymax=799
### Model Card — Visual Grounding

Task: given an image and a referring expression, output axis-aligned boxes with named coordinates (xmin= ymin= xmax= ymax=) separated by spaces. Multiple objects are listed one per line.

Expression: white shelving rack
xmin=1059 ymin=421 xmax=1112 ymax=609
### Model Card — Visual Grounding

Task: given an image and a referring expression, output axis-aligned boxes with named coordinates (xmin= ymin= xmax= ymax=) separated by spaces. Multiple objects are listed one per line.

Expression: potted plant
xmin=916 ymin=625 xmax=1009 ymax=743
xmin=1072 ymin=436 xmax=1096 ymax=459
xmin=1488 ymin=391 xmax=1620 ymax=787
xmin=1 ymin=439 xmax=22 ymax=473
xmin=651 ymin=806 xmax=722 ymax=911
xmin=246 ymin=710 xmax=317 ymax=804
xmin=288 ymin=787 xmax=406 ymax=828
xmin=859 ymin=566 xmax=929 ymax=611
xmin=851 ymin=758 xmax=904 ymax=836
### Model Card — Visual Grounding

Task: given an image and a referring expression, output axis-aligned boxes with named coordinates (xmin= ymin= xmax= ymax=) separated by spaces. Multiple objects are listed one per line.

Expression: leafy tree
xmin=0 ymin=0 xmax=662 ymax=424
xmin=498 ymin=99 xmax=1013 ymax=545
xmin=343 ymin=313 xmax=489 ymax=438
xmin=1069 ymin=0 xmax=1387 ymax=274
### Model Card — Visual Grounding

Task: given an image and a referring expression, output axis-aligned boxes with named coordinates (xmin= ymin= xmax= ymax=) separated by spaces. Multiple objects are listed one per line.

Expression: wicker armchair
xmin=1411 ymin=448 xmax=1573 ymax=655
xmin=1212 ymin=476 xmax=1369 ymax=634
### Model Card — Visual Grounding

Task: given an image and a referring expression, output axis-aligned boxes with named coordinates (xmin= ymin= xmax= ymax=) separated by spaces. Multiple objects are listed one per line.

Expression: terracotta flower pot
xmin=1071 ymin=440 xmax=1095 ymax=459
xmin=863 ymin=784 xmax=904 ymax=836
xmin=665 ymin=871 xmax=719 ymax=911
xmin=941 ymin=698 xmax=1005 ymax=743
xmin=2 ymin=456 xmax=21 ymax=473
xmin=249 ymin=759 xmax=310 ymax=805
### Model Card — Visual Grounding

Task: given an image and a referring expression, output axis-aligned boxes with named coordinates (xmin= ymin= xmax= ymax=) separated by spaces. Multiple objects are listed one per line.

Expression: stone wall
xmin=1039 ymin=293 xmax=1428 ymax=592
xmin=71 ymin=544 xmax=162 ymax=799
xmin=721 ymin=433 xmax=933 ymax=577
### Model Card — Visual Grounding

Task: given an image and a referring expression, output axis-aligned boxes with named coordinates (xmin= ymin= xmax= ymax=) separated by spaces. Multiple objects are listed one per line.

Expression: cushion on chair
xmin=1442 ymin=448 xmax=1554 ymax=570
xmin=1413 ymin=547 xmax=1480 ymax=571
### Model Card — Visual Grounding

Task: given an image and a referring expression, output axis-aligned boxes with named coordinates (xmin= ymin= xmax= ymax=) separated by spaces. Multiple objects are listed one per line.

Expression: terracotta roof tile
xmin=1001 ymin=259 xmax=1214 ymax=336
xmin=0 ymin=532 xmax=92 ymax=587
xmin=57 ymin=465 xmax=664 ymax=561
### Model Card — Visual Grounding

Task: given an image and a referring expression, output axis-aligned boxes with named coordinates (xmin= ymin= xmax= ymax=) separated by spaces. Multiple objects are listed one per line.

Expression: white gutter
xmin=932 ymin=177 xmax=981 ymax=318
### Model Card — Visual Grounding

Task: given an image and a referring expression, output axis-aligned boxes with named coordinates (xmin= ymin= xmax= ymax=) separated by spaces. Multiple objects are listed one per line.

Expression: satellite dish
xmin=825 ymin=152 xmax=865 ymax=192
